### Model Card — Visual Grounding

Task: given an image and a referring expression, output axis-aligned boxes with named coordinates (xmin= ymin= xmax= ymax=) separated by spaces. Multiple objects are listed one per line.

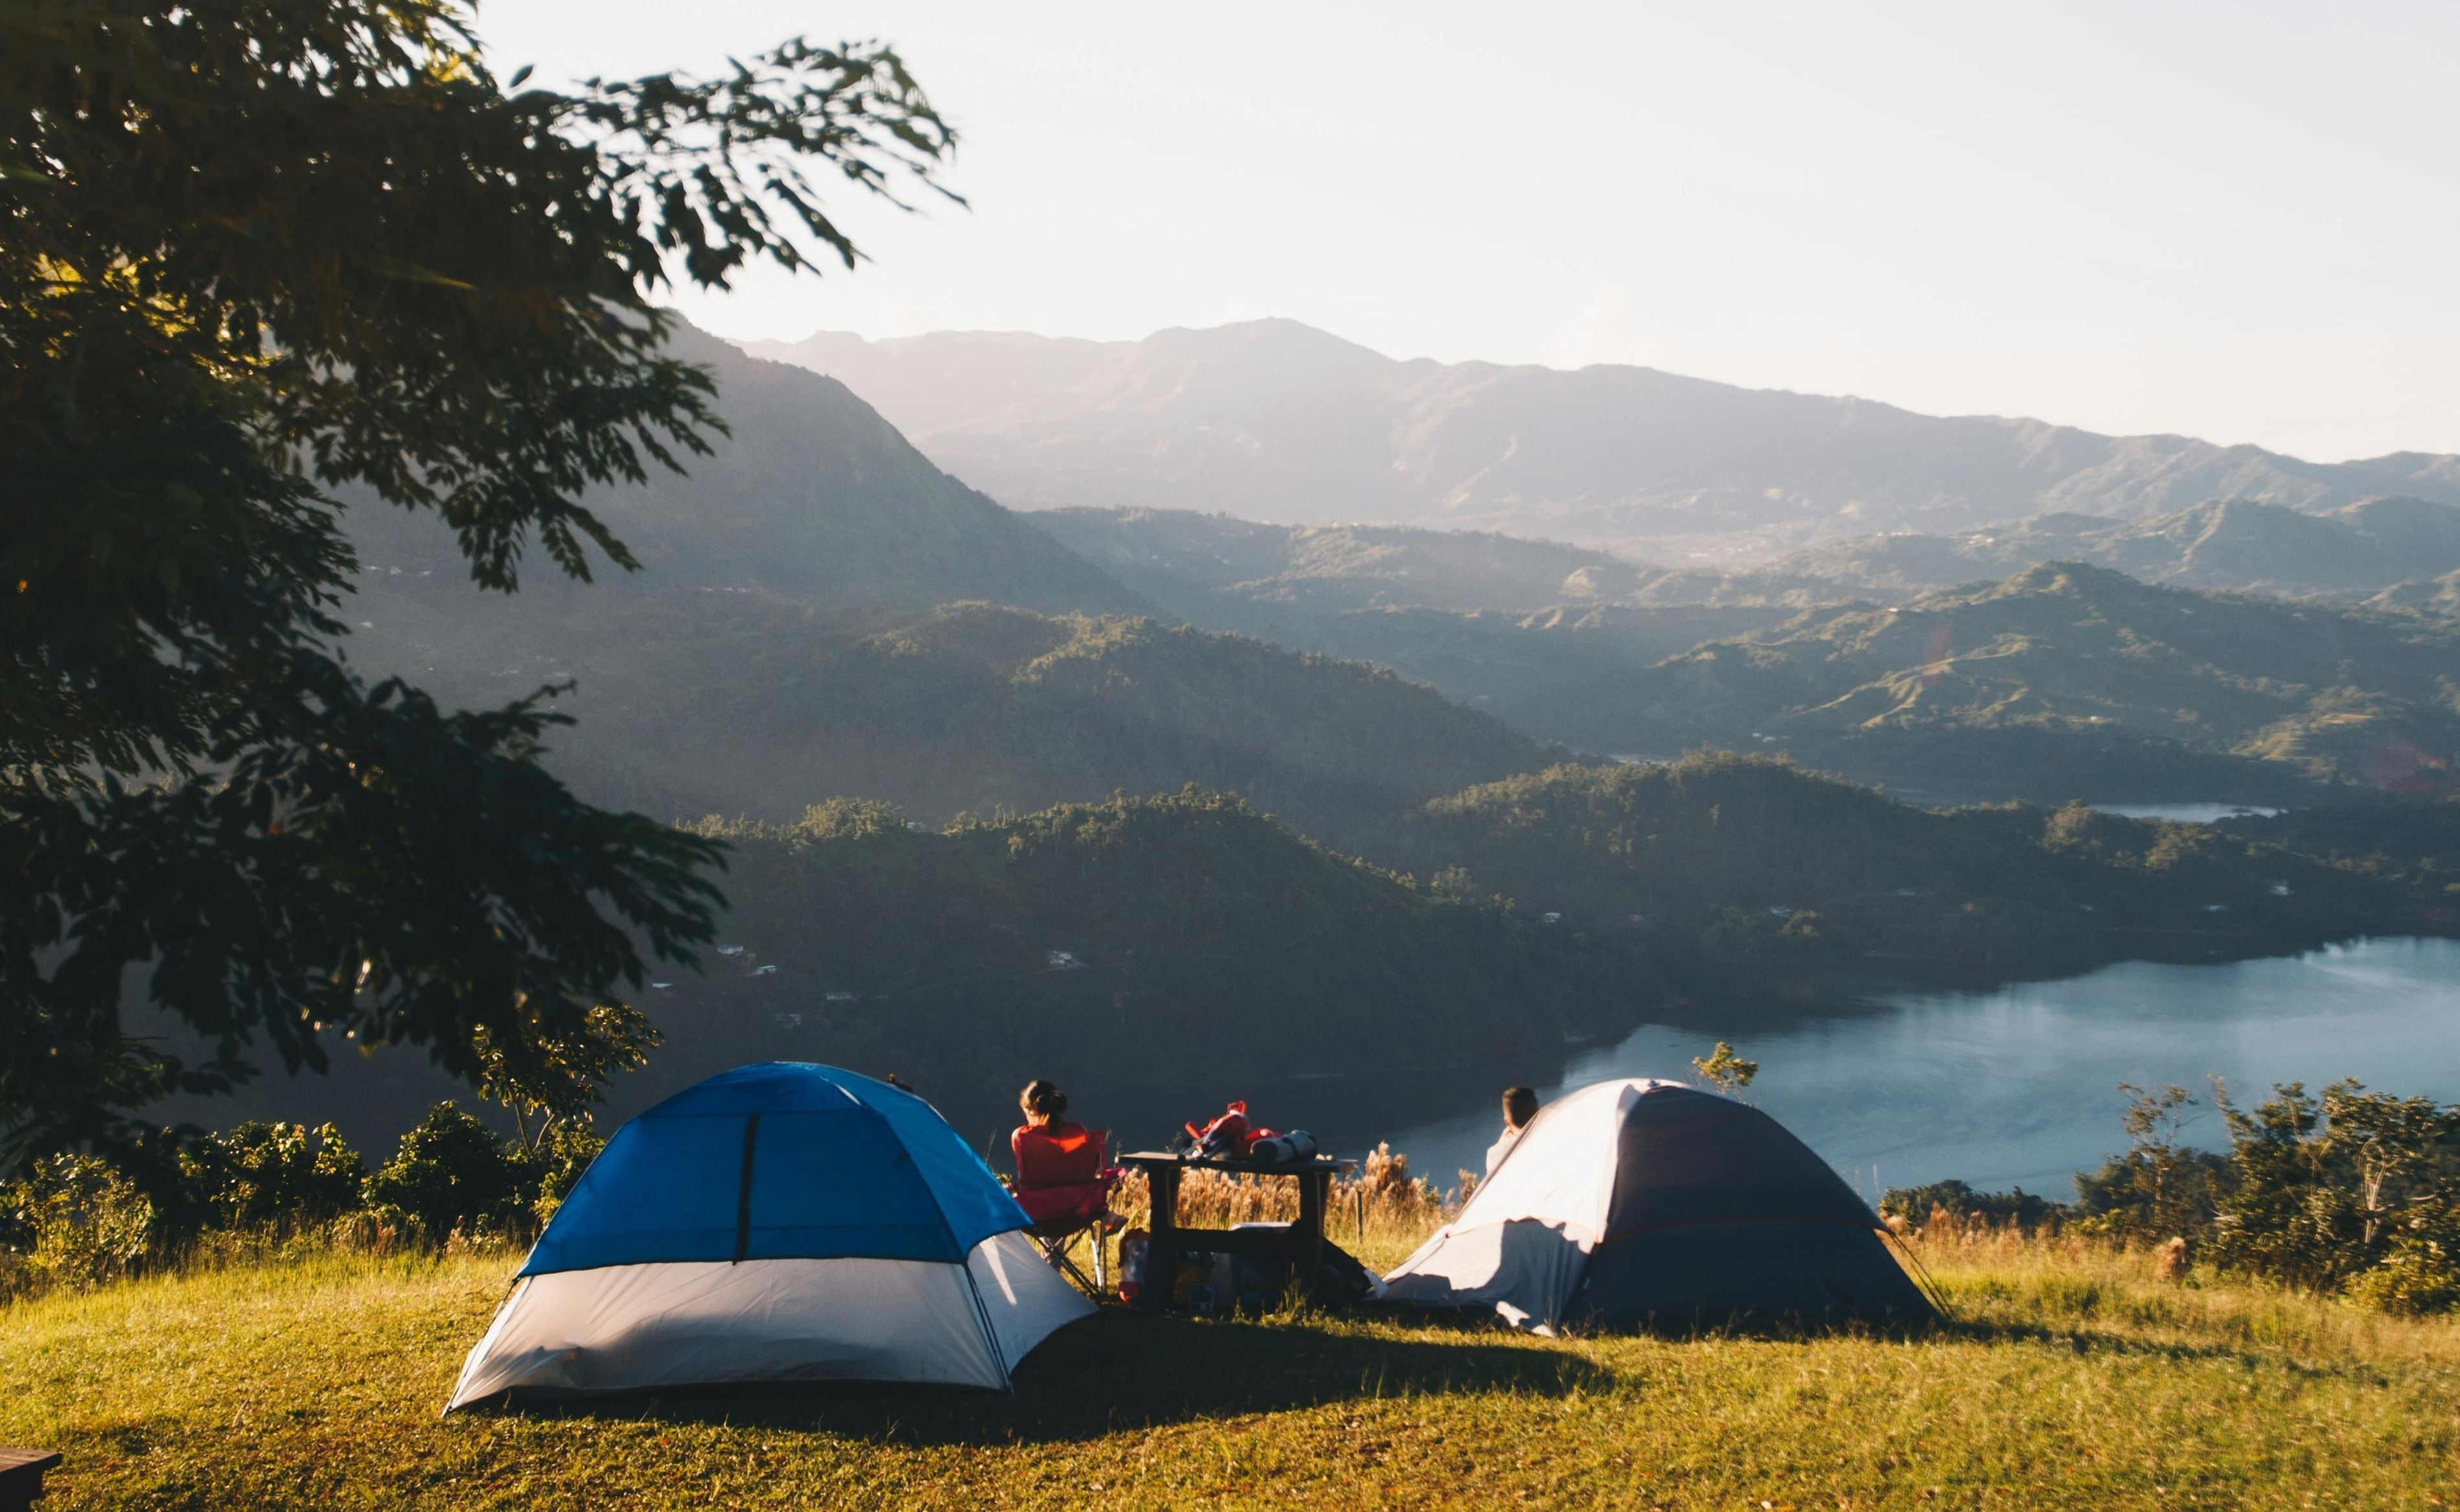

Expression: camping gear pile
xmin=1117 ymin=1102 xmax=1358 ymax=1315
xmin=1170 ymin=1101 xmax=1320 ymax=1168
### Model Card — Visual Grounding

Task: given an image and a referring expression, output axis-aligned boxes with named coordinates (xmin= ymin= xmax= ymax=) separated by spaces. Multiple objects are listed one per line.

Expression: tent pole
xmin=961 ymin=1259 xmax=1016 ymax=1397
xmin=1881 ymin=1226 xmax=1955 ymax=1322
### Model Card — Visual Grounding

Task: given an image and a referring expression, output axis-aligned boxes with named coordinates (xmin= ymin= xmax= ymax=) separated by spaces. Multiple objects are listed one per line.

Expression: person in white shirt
xmin=1484 ymin=1086 xmax=1540 ymax=1176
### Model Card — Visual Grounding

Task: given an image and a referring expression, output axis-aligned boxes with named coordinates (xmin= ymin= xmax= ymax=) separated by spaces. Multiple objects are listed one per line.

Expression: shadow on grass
xmin=487 ymin=1308 xmax=1618 ymax=1446
xmin=1933 ymin=1314 xmax=2338 ymax=1373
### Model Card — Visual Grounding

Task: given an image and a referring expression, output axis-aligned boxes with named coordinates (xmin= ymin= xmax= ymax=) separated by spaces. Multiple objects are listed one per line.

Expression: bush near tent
xmin=1893 ymin=1080 xmax=2460 ymax=1314
xmin=0 ymin=1103 xmax=604 ymax=1301
xmin=174 ymin=1122 xmax=367 ymax=1235
xmin=361 ymin=1104 xmax=607 ymax=1243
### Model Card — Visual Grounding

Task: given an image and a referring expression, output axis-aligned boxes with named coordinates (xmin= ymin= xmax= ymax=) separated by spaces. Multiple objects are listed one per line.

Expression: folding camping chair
xmin=1010 ymin=1122 xmax=1124 ymax=1298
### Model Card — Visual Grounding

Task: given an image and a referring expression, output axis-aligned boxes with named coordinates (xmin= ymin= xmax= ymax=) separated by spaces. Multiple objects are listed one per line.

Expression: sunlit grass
xmin=5 ymin=1227 xmax=2456 ymax=1509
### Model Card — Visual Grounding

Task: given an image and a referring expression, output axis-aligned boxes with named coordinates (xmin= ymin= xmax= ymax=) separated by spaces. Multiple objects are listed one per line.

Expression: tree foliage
xmin=1 ymin=0 xmax=958 ymax=1165
xmin=2207 ymin=1078 xmax=2460 ymax=1306
xmin=2071 ymin=1082 xmax=2233 ymax=1240
xmin=1690 ymin=1041 xmax=1758 ymax=1097
xmin=172 ymin=1119 xmax=364 ymax=1233
xmin=473 ymin=1001 xmax=658 ymax=1151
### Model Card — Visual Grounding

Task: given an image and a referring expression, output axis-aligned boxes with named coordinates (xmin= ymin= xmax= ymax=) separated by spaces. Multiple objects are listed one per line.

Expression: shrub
xmin=2071 ymin=1084 xmax=2233 ymax=1240
xmin=176 ymin=1122 xmax=366 ymax=1235
xmin=1881 ymin=1179 xmax=2065 ymax=1232
xmin=364 ymin=1103 xmax=526 ymax=1242
xmin=514 ymin=1119 xmax=608 ymax=1227
xmin=2 ymin=1154 xmax=157 ymax=1292
xmin=2074 ymin=1148 xmax=2234 ymax=1237
xmin=2207 ymin=1079 xmax=2460 ymax=1301
xmin=2342 ymin=1222 xmax=2460 ymax=1316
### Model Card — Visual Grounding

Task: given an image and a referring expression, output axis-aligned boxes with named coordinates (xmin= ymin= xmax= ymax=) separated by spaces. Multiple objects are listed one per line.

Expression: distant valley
xmin=263 ymin=320 xmax=2460 ymax=1149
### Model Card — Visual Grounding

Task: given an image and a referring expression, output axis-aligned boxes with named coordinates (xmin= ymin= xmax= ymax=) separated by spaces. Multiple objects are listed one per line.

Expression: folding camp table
xmin=1118 ymin=1151 xmax=1344 ymax=1316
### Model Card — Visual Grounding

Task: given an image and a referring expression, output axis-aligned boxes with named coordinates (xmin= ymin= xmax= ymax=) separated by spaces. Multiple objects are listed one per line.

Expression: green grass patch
xmin=5 ymin=1239 xmax=2457 ymax=1509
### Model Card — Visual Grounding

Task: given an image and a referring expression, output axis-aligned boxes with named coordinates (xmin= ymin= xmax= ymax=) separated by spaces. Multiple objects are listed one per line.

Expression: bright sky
xmin=483 ymin=0 xmax=2460 ymax=462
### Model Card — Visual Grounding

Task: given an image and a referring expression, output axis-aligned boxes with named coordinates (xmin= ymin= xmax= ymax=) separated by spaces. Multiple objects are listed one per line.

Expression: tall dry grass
xmin=1897 ymin=1209 xmax=2460 ymax=1364
xmin=1055 ymin=1143 xmax=1456 ymax=1278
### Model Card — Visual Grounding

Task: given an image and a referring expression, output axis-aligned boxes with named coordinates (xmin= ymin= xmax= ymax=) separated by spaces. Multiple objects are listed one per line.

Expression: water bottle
xmin=1117 ymin=1227 xmax=1149 ymax=1305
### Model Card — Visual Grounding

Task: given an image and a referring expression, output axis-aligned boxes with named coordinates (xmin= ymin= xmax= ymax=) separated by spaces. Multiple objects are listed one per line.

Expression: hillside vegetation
xmin=754 ymin=318 xmax=2460 ymax=560
xmin=2220 ymin=795 xmax=2460 ymax=894
xmin=343 ymin=321 xmax=1141 ymax=617
xmin=151 ymin=760 xmax=2459 ymax=1156
xmin=146 ymin=790 xmax=1640 ymax=1148
xmin=345 ymin=592 xmax=1544 ymax=844
xmin=1779 ymin=494 xmax=2460 ymax=600
xmin=1395 ymin=754 xmax=2436 ymax=981
xmin=1549 ymin=563 xmax=2460 ymax=798
xmin=647 ymin=792 xmax=1642 ymax=1124
xmin=1030 ymin=506 xmax=2460 ymax=805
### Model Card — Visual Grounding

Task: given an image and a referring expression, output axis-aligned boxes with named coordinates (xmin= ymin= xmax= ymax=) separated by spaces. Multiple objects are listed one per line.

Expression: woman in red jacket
xmin=1010 ymin=1080 xmax=1123 ymax=1230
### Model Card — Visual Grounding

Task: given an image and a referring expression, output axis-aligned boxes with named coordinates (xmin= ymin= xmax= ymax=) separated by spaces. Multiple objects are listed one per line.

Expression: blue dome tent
xmin=447 ymin=1064 xmax=1093 ymax=1410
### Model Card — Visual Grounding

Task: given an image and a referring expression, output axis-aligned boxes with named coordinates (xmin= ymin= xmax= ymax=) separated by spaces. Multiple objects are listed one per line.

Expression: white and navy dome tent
xmin=1375 ymin=1078 xmax=1935 ymax=1333
xmin=446 ymin=1064 xmax=1093 ymax=1410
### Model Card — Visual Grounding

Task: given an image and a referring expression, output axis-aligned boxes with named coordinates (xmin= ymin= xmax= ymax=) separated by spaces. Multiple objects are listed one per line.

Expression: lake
xmin=1367 ymin=936 xmax=2460 ymax=1202
xmin=2093 ymin=802 xmax=2282 ymax=824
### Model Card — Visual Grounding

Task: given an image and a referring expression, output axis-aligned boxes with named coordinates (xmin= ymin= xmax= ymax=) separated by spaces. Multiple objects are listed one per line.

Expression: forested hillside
xmin=1522 ymin=563 xmax=2460 ymax=799
xmin=2220 ymin=796 xmax=2460 ymax=894
xmin=343 ymin=320 xmax=1143 ymax=616
xmin=143 ymin=792 xmax=1648 ymax=1148
xmin=662 ymin=793 xmax=1645 ymax=1126
xmin=140 ymin=761 xmax=2459 ymax=1154
xmin=1394 ymin=755 xmax=2431 ymax=981
xmin=341 ymin=588 xmax=1546 ymax=850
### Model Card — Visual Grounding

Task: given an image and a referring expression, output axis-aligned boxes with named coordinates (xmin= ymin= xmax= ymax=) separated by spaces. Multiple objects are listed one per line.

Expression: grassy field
xmin=5 ymin=1220 xmax=2457 ymax=1510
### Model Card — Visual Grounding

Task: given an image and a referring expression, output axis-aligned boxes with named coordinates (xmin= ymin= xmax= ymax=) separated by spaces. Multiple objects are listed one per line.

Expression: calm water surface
xmin=2093 ymin=802 xmax=2282 ymax=824
xmin=1378 ymin=937 xmax=2460 ymax=1200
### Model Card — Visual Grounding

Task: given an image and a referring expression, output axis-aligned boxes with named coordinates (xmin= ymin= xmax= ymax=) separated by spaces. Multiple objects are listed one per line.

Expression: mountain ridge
xmin=748 ymin=320 xmax=2460 ymax=561
xmin=347 ymin=319 xmax=1146 ymax=617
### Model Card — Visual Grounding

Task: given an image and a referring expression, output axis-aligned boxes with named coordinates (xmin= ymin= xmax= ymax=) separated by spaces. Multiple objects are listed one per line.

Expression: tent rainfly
xmin=1375 ymin=1078 xmax=1934 ymax=1332
xmin=446 ymin=1063 xmax=1093 ymax=1411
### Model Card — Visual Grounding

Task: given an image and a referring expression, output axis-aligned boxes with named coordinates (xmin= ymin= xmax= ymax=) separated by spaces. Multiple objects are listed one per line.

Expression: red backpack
xmin=1184 ymin=1101 xmax=1275 ymax=1159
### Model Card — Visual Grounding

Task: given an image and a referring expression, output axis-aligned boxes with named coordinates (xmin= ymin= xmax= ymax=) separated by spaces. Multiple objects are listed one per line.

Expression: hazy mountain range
xmin=342 ymin=323 xmax=2457 ymax=824
xmin=1774 ymin=496 xmax=2460 ymax=600
xmin=1033 ymin=507 xmax=1833 ymax=616
xmin=747 ymin=320 xmax=2460 ymax=561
